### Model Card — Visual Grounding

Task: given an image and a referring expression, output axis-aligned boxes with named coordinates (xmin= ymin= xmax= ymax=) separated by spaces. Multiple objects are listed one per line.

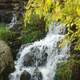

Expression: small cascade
xmin=9 ymin=22 xmax=69 ymax=80
xmin=9 ymin=12 xmax=17 ymax=28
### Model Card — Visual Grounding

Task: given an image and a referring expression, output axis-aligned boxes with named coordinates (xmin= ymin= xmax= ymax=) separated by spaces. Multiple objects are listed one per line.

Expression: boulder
xmin=23 ymin=52 xmax=34 ymax=67
xmin=20 ymin=70 xmax=31 ymax=80
xmin=0 ymin=40 xmax=14 ymax=80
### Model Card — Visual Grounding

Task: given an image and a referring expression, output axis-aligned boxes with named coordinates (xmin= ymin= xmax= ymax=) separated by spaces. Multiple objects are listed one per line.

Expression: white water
xmin=9 ymin=22 xmax=69 ymax=80
xmin=9 ymin=13 xmax=17 ymax=28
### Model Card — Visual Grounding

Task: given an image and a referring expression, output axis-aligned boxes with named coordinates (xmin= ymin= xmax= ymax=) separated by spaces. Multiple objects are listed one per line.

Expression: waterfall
xmin=9 ymin=12 xmax=17 ymax=28
xmin=9 ymin=22 xmax=69 ymax=80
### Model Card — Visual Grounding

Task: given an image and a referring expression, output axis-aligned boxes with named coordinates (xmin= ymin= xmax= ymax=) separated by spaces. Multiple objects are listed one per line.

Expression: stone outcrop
xmin=0 ymin=40 xmax=14 ymax=80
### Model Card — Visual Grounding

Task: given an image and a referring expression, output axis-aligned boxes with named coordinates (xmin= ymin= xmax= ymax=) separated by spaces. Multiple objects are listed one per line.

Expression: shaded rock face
xmin=0 ymin=40 xmax=14 ymax=80
xmin=20 ymin=70 xmax=31 ymax=80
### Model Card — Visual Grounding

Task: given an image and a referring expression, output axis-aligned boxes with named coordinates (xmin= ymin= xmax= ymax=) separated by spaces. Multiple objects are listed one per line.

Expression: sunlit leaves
xmin=74 ymin=18 xmax=80 ymax=29
xmin=76 ymin=6 xmax=80 ymax=16
xmin=53 ymin=2 xmax=63 ymax=21
xmin=24 ymin=0 xmax=80 ymax=50
xmin=24 ymin=0 xmax=54 ymax=31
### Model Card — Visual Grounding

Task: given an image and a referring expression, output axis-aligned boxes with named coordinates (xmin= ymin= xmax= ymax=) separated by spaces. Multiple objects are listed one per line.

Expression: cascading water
xmin=9 ymin=12 xmax=17 ymax=28
xmin=9 ymin=22 xmax=69 ymax=80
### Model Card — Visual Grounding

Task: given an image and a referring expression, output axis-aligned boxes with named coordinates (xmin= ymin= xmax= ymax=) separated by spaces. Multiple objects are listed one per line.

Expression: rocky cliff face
xmin=0 ymin=0 xmax=28 ymax=23
xmin=0 ymin=40 xmax=14 ymax=80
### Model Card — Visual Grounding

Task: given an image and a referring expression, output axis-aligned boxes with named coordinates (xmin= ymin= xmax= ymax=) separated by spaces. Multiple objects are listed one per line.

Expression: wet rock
xmin=23 ymin=46 xmax=48 ymax=67
xmin=41 ymin=52 xmax=48 ymax=65
xmin=23 ymin=47 xmax=40 ymax=67
xmin=17 ymin=43 xmax=32 ymax=59
xmin=20 ymin=70 xmax=31 ymax=80
xmin=35 ymin=52 xmax=48 ymax=66
xmin=23 ymin=53 xmax=34 ymax=67
xmin=0 ymin=40 xmax=14 ymax=80
xmin=36 ymin=46 xmax=48 ymax=66
xmin=31 ymin=67 xmax=43 ymax=80
xmin=31 ymin=47 xmax=40 ymax=54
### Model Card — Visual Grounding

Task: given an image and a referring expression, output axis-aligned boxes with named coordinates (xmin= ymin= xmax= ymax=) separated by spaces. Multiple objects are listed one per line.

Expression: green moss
xmin=0 ymin=23 xmax=10 ymax=41
xmin=0 ymin=23 xmax=17 ymax=43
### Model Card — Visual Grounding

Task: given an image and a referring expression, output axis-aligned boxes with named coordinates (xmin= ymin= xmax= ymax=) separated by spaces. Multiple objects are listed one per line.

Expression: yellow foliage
xmin=76 ymin=6 xmax=80 ymax=16
xmin=24 ymin=0 xmax=80 ymax=50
